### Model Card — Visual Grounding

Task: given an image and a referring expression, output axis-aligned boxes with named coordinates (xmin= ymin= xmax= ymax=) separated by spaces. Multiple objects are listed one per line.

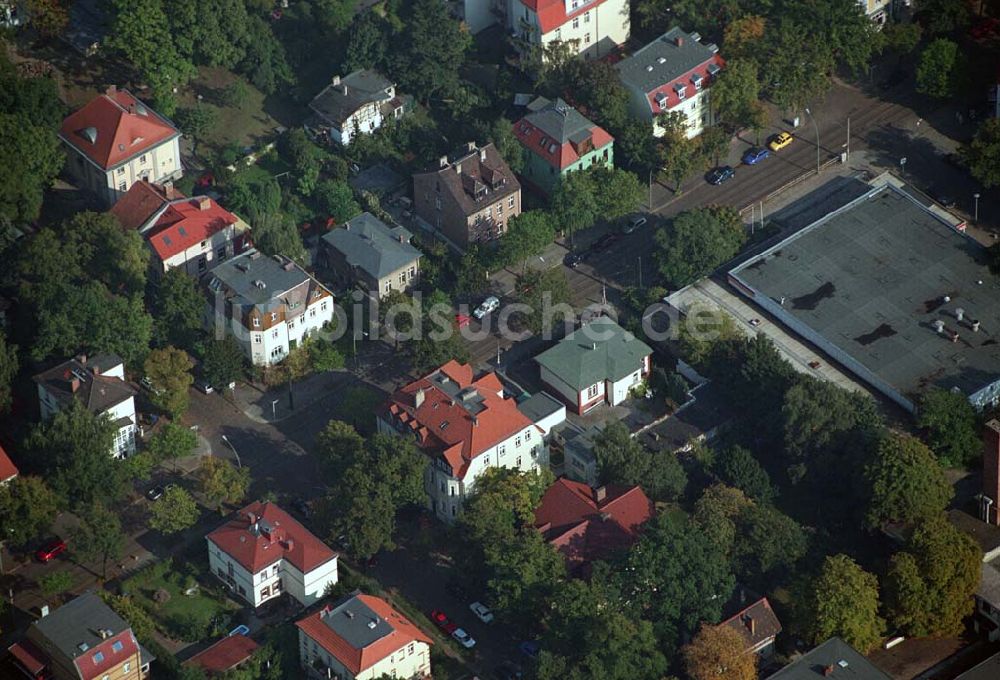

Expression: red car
xmin=36 ymin=538 xmax=67 ymax=563
xmin=455 ymin=314 xmax=471 ymax=328
xmin=430 ymin=610 xmax=457 ymax=634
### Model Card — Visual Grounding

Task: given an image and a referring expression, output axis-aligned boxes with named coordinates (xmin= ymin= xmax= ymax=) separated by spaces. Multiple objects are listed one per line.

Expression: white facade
xmin=540 ymin=355 xmax=649 ymax=413
xmin=159 ymin=223 xmax=246 ymax=277
xmin=652 ymin=88 xmax=713 ymax=139
xmin=858 ymin=0 xmax=891 ymax=25
xmin=66 ymin=136 xmax=182 ymax=207
xmin=242 ymin=297 xmax=335 ymax=367
xmin=510 ymin=0 xmax=629 ymax=61
xmin=334 ymin=93 xmax=404 ymax=147
xmin=299 ymin=628 xmax=431 ymax=680
xmin=207 ymin=537 xmax=339 ymax=608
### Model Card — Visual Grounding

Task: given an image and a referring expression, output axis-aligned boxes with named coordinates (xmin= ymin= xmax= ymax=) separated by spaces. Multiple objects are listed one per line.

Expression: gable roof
xmin=296 ymin=591 xmax=432 ymax=676
xmin=514 ymin=97 xmax=614 ymax=171
xmin=322 ymin=212 xmax=422 ymax=280
xmin=413 ymin=143 xmax=520 ymax=219
xmin=207 ymin=501 xmax=337 ymax=574
xmin=32 ymin=592 xmax=141 ymax=680
xmin=534 ymin=317 xmax=652 ymax=391
xmin=765 ymin=637 xmax=890 ymax=680
xmin=33 ymin=354 xmax=135 ymax=416
xmin=109 ymin=180 xmax=181 ymax=232
xmin=183 ymin=634 xmax=259 ymax=674
xmin=517 ymin=0 xmax=616 ymax=34
xmin=60 ymin=87 xmax=179 ymax=170
xmin=309 ymin=70 xmax=396 ymax=126
xmin=378 ymin=361 xmax=534 ymax=480
xmin=0 ymin=442 xmax=18 ymax=483
xmin=145 ymin=196 xmax=241 ymax=262
xmin=617 ymin=27 xmax=726 ymax=114
xmin=534 ymin=478 xmax=653 ymax=569
xmin=720 ymin=596 xmax=783 ymax=652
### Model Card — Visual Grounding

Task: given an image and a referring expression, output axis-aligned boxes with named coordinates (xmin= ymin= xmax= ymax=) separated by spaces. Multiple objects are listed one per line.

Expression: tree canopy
xmin=0 ymin=476 xmax=60 ymax=548
xmin=864 ymin=432 xmax=953 ymax=528
xmin=683 ymin=623 xmax=757 ymax=680
xmin=143 ymin=347 xmax=194 ymax=418
xmin=962 ymin=118 xmax=1000 ymax=189
xmin=654 ymin=206 xmax=747 ymax=288
xmin=593 ymin=420 xmax=687 ymax=502
xmin=803 ymin=554 xmax=885 ymax=653
xmin=916 ymin=39 xmax=965 ymax=99
xmin=149 ymin=486 xmax=200 ymax=535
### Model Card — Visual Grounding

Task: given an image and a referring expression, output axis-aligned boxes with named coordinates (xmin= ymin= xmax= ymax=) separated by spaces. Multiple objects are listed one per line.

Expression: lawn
xmin=122 ymin=559 xmax=239 ymax=642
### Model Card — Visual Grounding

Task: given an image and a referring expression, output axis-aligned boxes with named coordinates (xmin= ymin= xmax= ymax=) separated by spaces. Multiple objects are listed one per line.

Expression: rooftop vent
xmin=943 ymin=295 xmax=952 ymax=303
xmin=645 ymin=65 xmax=654 ymax=72
xmin=78 ymin=643 xmax=90 ymax=652
xmin=956 ymin=307 xmax=965 ymax=321
xmin=253 ymin=280 xmax=266 ymax=290
xmin=78 ymin=126 xmax=98 ymax=144
xmin=933 ymin=319 xmax=945 ymax=333
xmin=345 ymin=609 xmax=354 ymax=619
xmin=367 ymin=619 xmax=378 ymax=629
xmin=657 ymin=56 xmax=666 ymax=64
xmin=706 ymin=42 xmax=719 ymax=53
xmin=690 ymin=31 xmax=701 ymax=41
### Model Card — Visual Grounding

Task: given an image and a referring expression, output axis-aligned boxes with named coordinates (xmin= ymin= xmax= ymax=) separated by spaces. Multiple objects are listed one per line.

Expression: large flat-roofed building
xmin=729 ymin=176 xmax=1000 ymax=413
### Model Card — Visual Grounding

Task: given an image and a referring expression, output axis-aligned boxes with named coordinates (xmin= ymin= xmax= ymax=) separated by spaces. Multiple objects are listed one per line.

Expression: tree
xmin=0 ymin=53 xmax=65 ymax=225
xmin=804 ymin=555 xmax=885 ymax=653
xmin=23 ymin=0 xmax=70 ymax=38
xmin=25 ymin=402 xmax=126 ymax=509
xmin=39 ymin=571 xmax=74 ymax=599
xmin=149 ymin=486 xmax=200 ymax=534
xmin=315 ymin=0 xmax=355 ymax=33
xmin=715 ymin=445 xmax=775 ymax=503
xmin=710 ymin=59 xmax=761 ymax=130
xmin=794 ymin=0 xmax=883 ymax=76
xmin=0 ymin=476 xmax=60 ymax=547
xmin=917 ymin=389 xmax=981 ymax=467
xmin=692 ymin=484 xmax=753 ymax=556
xmin=593 ymin=420 xmax=687 ymax=502
xmin=916 ymin=0 xmax=970 ymax=34
xmin=515 ymin=268 xmax=573 ymax=336
xmin=202 ymin=338 xmax=246 ymax=390
xmin=551 ymin=171 xmax=599 ymax=243
xmin=723 ymin=16 xmax=766 ymax=61
xmin=916 ymin=39 xmax=965 ymax=99
xmin=147 ymin=422 xmax=199 ymax=464
xmin=281 ymin=128 xmax=325 ymax=197
xmin=221 ymin=79 xmax=251 ymax=108
xmin=240 ymin=15 xmax=294 ymax=95
xmin=699 ymin=126 xmax=731 ymax=168
xmin=864 ymin=432 xmax=953 ymax=528
xmin=962 ymin=118 xmax=1000 ymax=189
xmin=654 ymin=206 xmax=746 ymax=288
xmin=151 ymin=268 xmax=205 ymax=351
xmin=886 ymin=514 xmax=981 ymax=637
xmin=592 ymin=167 xmax=644 ymax=220
xmin=398 ymin=0 xmax=471 ymax=104
xmin=199 ymin=457 xmax=251 ymax=512
xmin=734 ymin=504 xmax=807 ymax=582
xmin=657 ymin=111 xmax=702 ymax=192
xmin=143 ymin=347 xmax=194 ymax=418
xmin=0 ymin=330 xmax=16 ymax=414
xmin=175 ymin=106 xmax=219 ymax=154
xmin=344 ymin=11 xmax=389 ymax=72
xmin=683 ymin=624 xmax=757 ymax=680
xmin=497 ymin=211 xmax=556 ymax=271
xmin=490 ymin=118 xmax=526 ymax=174
xmin=314 ymin=180 xmax=361 ymax=224
xmin=247 ymin=212 xmax=307 ymax=264
xmin=315 ymin=420 xmax=364 ymax=480
xmin=761 ymin=20 xmax=834 ymax=112
xmin=883 ymin=21 xmax=922 ymax=56
xmin=72 ymin=501 xmax=126 ymax=579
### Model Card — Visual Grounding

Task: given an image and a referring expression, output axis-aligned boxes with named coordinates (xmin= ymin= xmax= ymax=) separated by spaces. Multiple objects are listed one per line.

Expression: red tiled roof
xmin=8 ymin=640 xmax=46 ymax=676
xmin=720 ymin=597 xmax=782 ymax=651
xmin=184 ymin=634 xmax=259 ymax=674
xmin=110 ymin=180 xmax=181 ymax=232
xmin=207 ymin=501 xmax=337 ymax=575
xmin=534 ymin=478 xmax=653 ymax=569
xmin=146 ymin=196 xmax=240 ymax=262
xmin=296 ymin=594 xmax=432 ymax=676
xmin=0 ymin=442 xmax=18 ymax=483
xmin=644 ymin=55 xmax=726 ymax=113
xmin=513 ymin=117 xmax=614 ymax=171
xmin=518 ymin=0 xmax=614 ymax=34
xmin=378 ymin=361 xmax=534 ymax=480
xmin=60 ymin=88 xmax=179 ymax=170
xmin=74 ymin=630 xmax=140 ymax=680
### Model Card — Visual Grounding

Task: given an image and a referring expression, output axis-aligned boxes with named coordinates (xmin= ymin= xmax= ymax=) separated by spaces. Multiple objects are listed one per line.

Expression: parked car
xmin=621 ymin=215 xmax=647 ymax=234
xmin=452 ymin=628 xmax=476 ymax=649
xmin=707 ymin=165 xmax=736 ymax=185
xmin=140 ymin=376 xmax=163 ymax=396
xmin=749 ymin=318 xmax=762 ymax=327
xmin=194 ymin=378 xmax=214 ymax=395
xmin=742 ymin=147 xmax=770 ymax=165
xmin=591 ymin=232 xmax=621 ymax=252
xmin=430 ymin=610 xmax=454 ymax=634
xmin=455 ymin=313 xmax=472 ymax=328
xmin=146 ymin=485 xmax=165 ymax=501
xmin=473 ymin=296 xmax=500 ymax=319
xmin=470 ymin=601 xmax=494 ymax=623
xmin=564 ymin=251 xmax=584 ymax=268
xmin=518 ymin=641 xmax=541 ymax=659
xmin=36 ymin=538 xmax=67 ymax=563
xmin=768 ymin=132 xmax=794 ymax=151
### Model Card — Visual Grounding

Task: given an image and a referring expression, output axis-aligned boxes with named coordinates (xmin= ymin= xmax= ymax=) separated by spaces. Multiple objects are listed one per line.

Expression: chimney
xmin=198 ymin=197 xmax=212 ymax=211
xmin=106 ymin=84 xmax=117 ymax=96
xmin=285 ymin=538 xmax=294 ymax=551
xmin=956 ymin=307 xmax=965 ymax=321
xmin=414 ymin=388 xmax=426 ymax=409
xmin=594 ymin=486 xmax=607 ymax=503
xmin=332 ymin=75 xmax=341 ymax=86
xmin=973 ymin=320 xmax=981 ymax=332
xmin=439 ymin=155 xmax=449 ymax=168
xmin=70 ymin=377 xmax=81 ymax=393
xmin=162 ymin=179 xmax=174 ymax=195
xmin=982 ymin=421 xmax=1000 ymax=525
xmin=933 ymin=319 xmax=945 ymax=334
xmin=744 ymin=615 xmax=756 ymax=636
xmin=467 ymin=141 xmax=476 ymax=153
xmin=823 ymin=666 xmax=835 ymax=677
xmin=480 ymin=147 xmax=487 ymax=163
xmin=675 ymin=35 xmax=684 ymax=46
xmin=455 ymin=162 xmax=462 ymax=175
xmin=592 ymin=342 xmax=597 ymax=350
xmin=247 ymin=511 xmax=257 ymax=525
xmin=76 ymin=354 xmax=87 ymax=366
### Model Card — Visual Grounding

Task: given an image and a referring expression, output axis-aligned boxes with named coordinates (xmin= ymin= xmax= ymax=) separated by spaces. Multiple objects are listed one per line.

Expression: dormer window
xmin=655 ymin=92 xmax=668 ymax=109
xmin=691 ymin=73 xmax=704 ymax=90
xmin=253 ymin=316 xmax=260 ymax=327
xmin=674 ymin=83 xmax=687 ymax=100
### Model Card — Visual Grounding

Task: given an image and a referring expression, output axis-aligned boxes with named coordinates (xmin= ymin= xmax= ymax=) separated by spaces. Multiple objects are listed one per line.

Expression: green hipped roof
xmin=535 ymin=318 xmax=652 ymax=391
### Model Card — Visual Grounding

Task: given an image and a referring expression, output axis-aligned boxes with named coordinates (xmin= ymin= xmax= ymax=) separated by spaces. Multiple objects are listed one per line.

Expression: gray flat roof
xmin=731 ymin=182 xmax=1000 ymax=405
xmin=33 ymin=593 xmax=131 ymax=663
xmin=323 ymin=591 xmax=391 ymax=650
xmin=517 ymin=391 xmax=564 ymax=422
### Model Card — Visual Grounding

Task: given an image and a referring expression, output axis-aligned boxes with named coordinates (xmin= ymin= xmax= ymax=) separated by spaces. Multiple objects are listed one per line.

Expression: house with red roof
xmin=616 ymin=27 xmax=725 ymax=139
xmin=111 ymin=181 xmax=252 ymax=278
xmin=182 ymin=634 xmax=259 ymax=676
xmin=514 ymin=96 xmax=614 ymax=196
xmin=377 ymin=360 xmax=563 ymax=522
xmin=507 ymin=0 xmax=629 ymax=62
xmin=534 ymin=478 xmax=653 ymax=574
xmin=59 ymin=86 xmax=182 ymax=207
xmin=206 ymin=501 xmax=339 ymax=609
xmin=0 ymin=442 xmax=19 ymax=485
xmin=296 ymin=591 xmax=432 ymax=680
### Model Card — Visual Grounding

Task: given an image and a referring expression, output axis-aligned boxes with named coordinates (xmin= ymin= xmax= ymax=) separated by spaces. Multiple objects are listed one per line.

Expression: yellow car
xmin=768 ymin=132 xmax=793 ymax=152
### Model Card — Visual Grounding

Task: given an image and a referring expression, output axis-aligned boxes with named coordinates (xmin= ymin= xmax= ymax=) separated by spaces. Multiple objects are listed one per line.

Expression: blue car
xmin=742 ymin=147 xmax=770 ymax=165
xmin=519 ymin=641 xmax=541 ymax=658
xmin=707 ymin=166 xmax=735 ymax=185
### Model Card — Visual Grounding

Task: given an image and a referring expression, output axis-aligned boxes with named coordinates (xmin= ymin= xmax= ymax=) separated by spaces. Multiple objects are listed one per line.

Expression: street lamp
xmin=220 ymin=434 xmax=242 ymax=468
xmin=974 ymin=193 xmax=981 ymax=223
xmin=270 ymin=399 xmax=279 ymax=419
xmin=804 ymin=107 xmax=820 ymax=175
xmin=899 ymin=157 xmax=907 ymax=175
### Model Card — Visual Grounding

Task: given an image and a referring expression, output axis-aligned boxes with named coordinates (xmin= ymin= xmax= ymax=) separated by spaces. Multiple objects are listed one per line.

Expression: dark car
xmin=495 ymin=661 xmax=525 ymax=679
xmin=36 ymin=538 xmax=67 ymax=563
xmin=742 ymin=147 xmax=770 ymax=165
xmin=564 ymin=251 xmax=584 ymax=268
xmin=146 ymin=485 xmax=165 ymax=502
xmin=707 ymin=166 xmax=736 ymax=185
xmin=621 ymin=215 xmax=647 ymax=234
xmin=518 ymin=641 xmax=541 ymax=659
xmin=591 ymin=233 xmax=621 ymax=252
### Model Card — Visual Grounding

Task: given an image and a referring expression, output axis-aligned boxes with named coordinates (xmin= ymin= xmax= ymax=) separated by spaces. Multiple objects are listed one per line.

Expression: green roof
xmin=535 ymin=318 xmax=652 ymax=391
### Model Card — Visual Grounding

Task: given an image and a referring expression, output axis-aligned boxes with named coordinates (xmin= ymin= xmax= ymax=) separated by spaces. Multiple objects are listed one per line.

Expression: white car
xmin=470 ymin=601 xmax=494 ymax=623
xmin=452 ymin=627 xmax=476 ymax=648
xmin=473 ymin=296 xmax=500 ymax=320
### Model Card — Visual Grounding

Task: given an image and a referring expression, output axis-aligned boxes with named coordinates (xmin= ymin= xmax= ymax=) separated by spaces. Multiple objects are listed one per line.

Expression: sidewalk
xmin=231 ymin=370 xmax=352 ymax=424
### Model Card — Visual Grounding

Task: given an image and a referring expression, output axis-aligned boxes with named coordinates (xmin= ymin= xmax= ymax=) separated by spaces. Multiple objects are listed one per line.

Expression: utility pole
xmin=221 ymin=434 xmax=242 ymax=468
xmin=974 ymin=193 xmax=981 ymax=223
xmin=805 ymin=108 xmax=820 ymax=174
xmin=846 ymin=117 xmax=850 ymax=159
xmin=637 ymin=256 xmax=643 ymax=289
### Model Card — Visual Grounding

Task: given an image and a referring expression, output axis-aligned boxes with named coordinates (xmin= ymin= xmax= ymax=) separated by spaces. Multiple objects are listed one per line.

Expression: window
xmin=272 ymin=330 xmax=279 ymax=339
xmin=198 ymin=258 xmax=207 ymax=273
xmin=384 ymin=280 xmax=391 ymax=293
xmin=499 ymin=444 xmax=506 ymax=455
xmin=274 ymin=579 xmax=282 ymax=592
xmin=484 ymin=454 xmax=491 ymax=465
xmin=94 ymin=652 xmax=105 ymax=663
xmin=451 ymin=505 xmax=457 ymax=516
xmin=123 ymin=663 xmax=131 ymax=673
xmin=399 ymin=272 xmax=406 ymax=284
xmin=112 ymin=641 xmax=124 ymax=653
xmin=117 ymin=167 xmax=125 ymax=175
xmin=321 ymin=301 xmax=329 ymax=311
xmin=261 ymin=586 xmax=270 ymax=599
xmin=310 ymin=308 xmax=317 ymax=318
xmin=525 ymin=429 xmax=532 ymax=441
xmin=495 ymin=203 xmax=503 ymax=216
xmin=515 ymin=436 xmax=522 ymax=447
xmin=508 ymin=195 xmax=515 ymax=209
xmin=119 ymin=181 xmax=127 ymax=192
xmin=440 ymin=480 xmax=446 ymax=492
xmin=289 ymin=320 xmax=295 ymax=330
xmin=584 ymin=32 xmax=591 ymax=43
xmin=435 ymin=197 xmax=441 ymax=210
xmin=201 ymin=240 xmax=208 ymax=249
xmin=408 ymin=266 xmax=416 ymax=278
xmin=554 ymin=28 xmax=561 ymax=40
xmin=572 ymin=16 xmax=579 ymax=28
xmin=254 ymin=335 xmax=262 ymax=344
xmin=585 ymin=10 xmax=590 ymax=22
xmin=217 ymin=246 xmax=227 ymax=260
xmin=587 ymin=383 xmax=600 ymax=399
xmin=270 ymin=312 xmax=277 ymax=322
xmin=408 ymin=643 xmax=415 ymax=655
xmin=516 ymin=456 xmax=522 ymax=466
xmin=253 ymin=317 xmax=260 ymax=328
